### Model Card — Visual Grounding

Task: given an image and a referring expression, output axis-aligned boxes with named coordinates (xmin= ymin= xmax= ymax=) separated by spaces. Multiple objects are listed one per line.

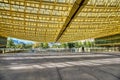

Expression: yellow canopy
xmin=0 ymin=0 xmax=120 ymax=42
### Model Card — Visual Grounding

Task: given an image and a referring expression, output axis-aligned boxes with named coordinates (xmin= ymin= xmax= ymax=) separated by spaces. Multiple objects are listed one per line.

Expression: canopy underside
xmin=0 ymin=0 xmax=120 ymax=42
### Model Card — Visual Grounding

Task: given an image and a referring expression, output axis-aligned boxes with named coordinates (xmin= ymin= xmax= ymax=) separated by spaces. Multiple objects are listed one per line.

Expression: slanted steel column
xmin=55 ymin=0 xmax=88 ymax=42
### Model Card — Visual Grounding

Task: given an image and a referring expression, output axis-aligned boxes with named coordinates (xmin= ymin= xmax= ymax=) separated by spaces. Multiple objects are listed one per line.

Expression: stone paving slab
xmin=59 ymin=67 xmax=97 ymax=80
xmin=0 ymin=68 xmax=59 ymax=80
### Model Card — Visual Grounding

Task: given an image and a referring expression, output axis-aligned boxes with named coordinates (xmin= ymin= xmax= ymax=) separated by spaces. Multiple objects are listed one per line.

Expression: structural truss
xmin=0 ymin=0 xmax=120 ymax=42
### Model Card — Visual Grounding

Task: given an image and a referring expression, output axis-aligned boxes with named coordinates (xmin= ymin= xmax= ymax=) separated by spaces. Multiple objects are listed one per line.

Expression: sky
xmin=8 ymin=37 xmax=94 ymax=45
xmin=8 ymin=37 xmax=34 ymax=44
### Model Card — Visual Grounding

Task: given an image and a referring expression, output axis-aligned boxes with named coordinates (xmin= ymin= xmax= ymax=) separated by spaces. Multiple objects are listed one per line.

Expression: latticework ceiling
xmin=0 ymin=0 xmax=120 ymax=42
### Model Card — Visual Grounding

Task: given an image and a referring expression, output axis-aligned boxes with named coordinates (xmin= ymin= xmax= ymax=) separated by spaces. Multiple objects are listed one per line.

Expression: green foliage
xmin=6 ymin=39 xmax=94 ymax=49
xmin=15 ymin=44 xmax=23 ymax=48
xmin=31 ymin=42 xmax=49 ymax=49
xmin=67 ymin=42 xmax=75 ymax=48
xmin=15 ymin=43 xmax=33 ymax=49
xmin=52 ymin=44 xmax=58 ymax=48
xmin=40 ymin=43 xmax=44 ymax=48
xmin=7 ymin=39 xmax=15 ymax=48
xmin=83 ymin=41 xmax=94 ymax=47
xmin=7 ymin=39 xmax=33 ymax=49
xmin=74 ymin=42 xmax=82 ymax=48
xmin=43 ymin=43 xmax=49 ymax=48
xmin=33 ymin=42 xmax=40 ymax=48
xmin=24 ymin=44 xmax=33 ymax=49
xmin=61 ymin=43 xmax=68 ymax=48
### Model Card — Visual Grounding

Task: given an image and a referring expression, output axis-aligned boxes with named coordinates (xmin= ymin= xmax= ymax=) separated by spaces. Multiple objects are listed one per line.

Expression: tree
xmin=61 ymin=43 xmax=68 ymax=48
xmin=39 ymin=43 xmax=44 ymax=48
xmin=33 ymin=42 xmax=40 ymax=48
xmin=21 ymin=43 xmax=26 ymax=49
xmin=91 ymin=41 xmax=95 ymax=47
xmin=7 ymin=39 xmax=15 ymax=48
xmin=15 ymin=44 xmax=23 ymax=48
xmin=83 ymin=41 xmax=94 ymax=47
xmin=24 ymin=44 xmax=33 ymax=49
xmin=43 ymin=43 xmax=49 ymax=48
xmin=75 ymin=42 xmax=82 ymax=48
xmin=52 ymin=44 xmax=58 ymax=48
xmin=67 ymin=42 xmax=75 ymax=48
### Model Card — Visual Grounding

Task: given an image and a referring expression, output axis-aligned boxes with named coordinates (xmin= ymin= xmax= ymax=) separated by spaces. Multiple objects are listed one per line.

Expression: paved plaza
xmin=0 ymin=52 xmax=120 ymax=80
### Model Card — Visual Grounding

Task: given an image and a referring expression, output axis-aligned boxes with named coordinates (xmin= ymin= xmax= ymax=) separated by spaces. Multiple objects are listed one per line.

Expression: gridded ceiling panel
xmin=58 ymin=0 xmax=120 ymax=42
xmin=0 ymin=0 xmax=75 ymax=42
xmin=0 ymin=0 xmax=120 ymax=42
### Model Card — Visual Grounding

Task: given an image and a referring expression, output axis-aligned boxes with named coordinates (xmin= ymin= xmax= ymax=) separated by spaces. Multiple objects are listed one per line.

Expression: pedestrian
xmin=82 ymin=47 xmax=84 ymax=53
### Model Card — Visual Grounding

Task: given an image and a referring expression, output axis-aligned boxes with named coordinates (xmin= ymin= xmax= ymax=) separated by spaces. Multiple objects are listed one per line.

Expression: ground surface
xmin=0 ymin=52 xmax=120 ymax=80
